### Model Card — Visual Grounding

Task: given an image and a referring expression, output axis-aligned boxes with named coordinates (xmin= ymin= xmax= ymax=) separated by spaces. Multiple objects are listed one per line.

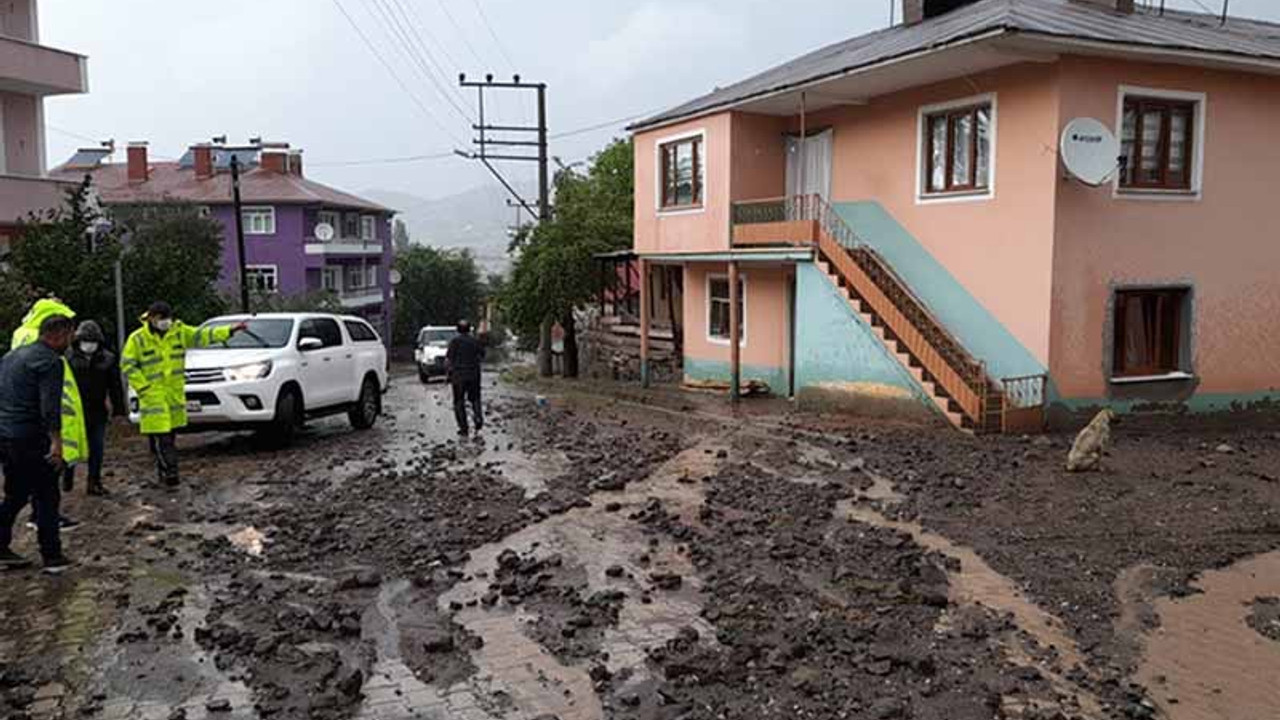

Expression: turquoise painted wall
xmin=684 ymin=357 xmax=788 ymax=395
xmin=793 ymin=262 xmax=930 ymax=402
xmin=832 ymin=202 xmax=1044 ymax=381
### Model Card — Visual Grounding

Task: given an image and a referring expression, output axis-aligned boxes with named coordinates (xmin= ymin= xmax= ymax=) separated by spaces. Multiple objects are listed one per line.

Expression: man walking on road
xmin=0 ymin=315 xmax=77 ymax=573
xmin=446 ymin=320 xmax=485 ymax=437
xmin=122 ymin=302 xmax=243 ymax=487
xmin=63 ymin=321 xmax=123 ymax=496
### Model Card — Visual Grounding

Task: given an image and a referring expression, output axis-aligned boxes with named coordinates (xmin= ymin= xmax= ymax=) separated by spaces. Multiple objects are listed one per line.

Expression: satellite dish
xmin=315 ymin=222 xmax=335 ymax=242
xmin=1060 ymin=118 xmax=1121 ymax=187
xmin=389 ymin=269 xmax=403 ymax=286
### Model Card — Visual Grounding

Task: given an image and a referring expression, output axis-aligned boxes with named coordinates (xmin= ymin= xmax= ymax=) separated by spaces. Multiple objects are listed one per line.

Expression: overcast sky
xmin=40 ymin=0 xmax=1279 ymax=204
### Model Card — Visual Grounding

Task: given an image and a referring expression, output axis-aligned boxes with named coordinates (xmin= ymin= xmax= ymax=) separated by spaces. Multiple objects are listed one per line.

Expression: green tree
xmin=5 ymin=178 xmax=122 ymax=342
xmin=392 ymin=245 xmax=483 ymax=346
xmin=392 ymin=218 xmax=412 ymax=253
xmin=113 ymin=202 xmax=227 ymax=330
xmin=501 ymin=137 xmax=633 ymax=377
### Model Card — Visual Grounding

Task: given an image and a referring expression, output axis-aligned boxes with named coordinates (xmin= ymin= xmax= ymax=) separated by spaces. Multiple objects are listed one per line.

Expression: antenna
xmin=1221 ymin=0 xmax=1230 ymax=25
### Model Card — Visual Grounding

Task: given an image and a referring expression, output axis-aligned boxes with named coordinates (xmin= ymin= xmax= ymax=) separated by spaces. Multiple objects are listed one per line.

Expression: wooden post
xmin=729 ymin=260 xmax=741 ymax=402
xmin=639 ymin=257 xmax=651 ymax=388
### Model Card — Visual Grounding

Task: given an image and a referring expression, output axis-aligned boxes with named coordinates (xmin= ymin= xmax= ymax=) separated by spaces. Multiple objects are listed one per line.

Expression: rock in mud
xmin=650 ymin=572 xmax=682 ymax=590
xmin=205 ymin=698 xmax=232 ymax=713
xmin=423 ymin=631 xmax=455 ymax=653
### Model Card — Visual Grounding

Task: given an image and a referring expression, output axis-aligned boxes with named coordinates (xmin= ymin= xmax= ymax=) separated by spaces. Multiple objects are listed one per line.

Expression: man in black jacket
xmin=0 ymin=315 xmax=75 ymax=572
xmin=445 ymin=320 xmax=485 ymax=437
xmin=63 ymin=321 xmax=122 ymax=496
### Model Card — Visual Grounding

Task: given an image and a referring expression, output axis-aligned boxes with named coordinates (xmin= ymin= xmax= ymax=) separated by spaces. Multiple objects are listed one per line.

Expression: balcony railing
xmin=0 ymin=35 xmax=87 ymax=95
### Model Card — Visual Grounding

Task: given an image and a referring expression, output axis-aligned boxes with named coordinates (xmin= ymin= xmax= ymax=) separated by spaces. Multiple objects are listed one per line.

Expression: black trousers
xmin=451 ymin=376 xmax=483 ymax=433
xmin=0 ymin=438 xmax=61 ymax=560
xmin=149 ymin=432 xmax=179 ymax=484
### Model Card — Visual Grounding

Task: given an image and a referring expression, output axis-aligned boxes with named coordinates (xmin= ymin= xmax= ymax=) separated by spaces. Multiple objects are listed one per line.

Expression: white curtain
xmin=785 ymin=129 xmax=833 ymax=200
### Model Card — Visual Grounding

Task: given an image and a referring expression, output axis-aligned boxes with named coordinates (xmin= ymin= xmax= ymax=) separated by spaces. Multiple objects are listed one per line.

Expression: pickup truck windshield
xmin=203 ymin=319 xmax=295 ymax=349
xmin=419 ymin=329 xmax=456 ymax=346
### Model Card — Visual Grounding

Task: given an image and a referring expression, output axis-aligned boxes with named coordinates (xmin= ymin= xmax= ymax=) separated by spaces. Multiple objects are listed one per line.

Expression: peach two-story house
xmin=628 ymin=0 xmax=1280 ymax=432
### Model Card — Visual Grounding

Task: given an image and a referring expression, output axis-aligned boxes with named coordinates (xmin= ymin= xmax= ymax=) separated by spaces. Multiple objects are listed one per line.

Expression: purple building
xmin=53 ymin=140 xmax=395 ymax=341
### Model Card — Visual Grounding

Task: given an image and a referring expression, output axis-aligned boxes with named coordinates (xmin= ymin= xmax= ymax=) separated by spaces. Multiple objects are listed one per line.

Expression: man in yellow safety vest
xmin=122 ymin=302 xmax=245 ymax=487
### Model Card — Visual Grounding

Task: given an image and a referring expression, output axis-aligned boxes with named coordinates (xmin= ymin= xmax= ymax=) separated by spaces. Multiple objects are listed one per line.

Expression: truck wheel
xmin=418 ymin=366 xmax=430 ymax=384
xmin=267 ymin=388 xmax=301 ymax=446
xmin=350 ymin=377 xmax=380 ymax=430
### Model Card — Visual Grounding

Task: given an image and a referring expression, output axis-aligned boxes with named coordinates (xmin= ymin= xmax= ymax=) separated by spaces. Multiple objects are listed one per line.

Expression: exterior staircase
xmin=732 ymin=195 xmax=1046 ymax=433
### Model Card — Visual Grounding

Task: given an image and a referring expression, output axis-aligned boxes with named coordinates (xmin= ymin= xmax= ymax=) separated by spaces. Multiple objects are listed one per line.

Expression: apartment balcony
xmin=0 ymin=35 xmax=87 ymax=96
xmin=337 ymin=287 xmax=385 ymax=309
xmin=730 ymin=196 xmax=821 ymax=247
xmin=304 ymin=237 xmax=384 ymax=257
xmin=0 ymin=173 xmax=78 ymax=226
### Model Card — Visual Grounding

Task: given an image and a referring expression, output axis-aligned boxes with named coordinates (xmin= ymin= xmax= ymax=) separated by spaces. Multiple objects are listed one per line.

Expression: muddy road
xmin=1 ymin=371 xmax=1278 ymax=720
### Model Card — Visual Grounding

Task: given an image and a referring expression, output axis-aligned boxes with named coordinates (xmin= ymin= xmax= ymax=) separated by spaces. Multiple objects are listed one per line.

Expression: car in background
xmin=414 ymin=325 xmax=457 ymax=382
xmin=129 ymin=313 xmax=388 ymax=444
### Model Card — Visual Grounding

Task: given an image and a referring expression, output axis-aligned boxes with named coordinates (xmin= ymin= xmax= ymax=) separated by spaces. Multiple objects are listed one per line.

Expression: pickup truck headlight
xmin=223 ymin=361 xmax=272 ymax=383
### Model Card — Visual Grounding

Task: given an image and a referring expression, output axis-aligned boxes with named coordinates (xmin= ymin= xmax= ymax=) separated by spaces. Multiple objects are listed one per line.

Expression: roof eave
xmin=628 ymin=25 xmax=1013 ymax=134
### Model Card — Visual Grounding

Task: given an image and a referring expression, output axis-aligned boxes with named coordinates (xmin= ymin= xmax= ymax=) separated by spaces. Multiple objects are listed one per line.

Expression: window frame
xmin=705 ymin=272 xmax=746 ymax=346
xmin=242 ymin=206 xmax=276 ymax=235
xmin=1110 ymin=286 xmax=1192 ymax=381
xmin=344 ymin=320 xmax=380 ymax=343
xmin=317 ymin=211 xmax=341 ymax=240
xmin=298 ymin=317 xmax=344 ymax=348
xmin=916 ymin=93 xmax=997 ymax=204
xmin=343 ymin=213 xmax=361 ymax=239
xmin=1114 ymin=86 xmax=1206 ymax=201
xmin=360 ymin=215 xmax=378 ymax=242
xmin=654 ymin=129 xmax=706 ymax=214
xmin=321 ymin=266 xmax=341 ymax=292
xmin=244 ymin=264 xmax=279 ymax=294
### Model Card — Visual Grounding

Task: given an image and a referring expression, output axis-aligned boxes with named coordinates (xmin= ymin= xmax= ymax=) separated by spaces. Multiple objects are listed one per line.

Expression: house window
xmin=707 ymin=274 xmax=744 ymax=344
xmin=245 ymin=265 xmax=279 ymax=293
xmin=1120 ymin=96 xmax=1197 ymax=191
xmin=360 ymin=216 xmax=377 ymax=241
xmin=659 ymin=135 xmax=703 ymax=210
xmin=322 ymin=267 xmax=341 ymax=292
xmin=317 ymin=211 xmax=340 ymax=239
xmin=1112 ymin=288 xmax=1189 ymax=378
xmin=345 ymin=265 xmax=378 ymax=291
xmin=242 ymin=207 xmax=275 ymax=235
xmin=923 ymin=101 xmax=993 ymax=195
xmin=343 ymin=213 xmax=360 ymax=239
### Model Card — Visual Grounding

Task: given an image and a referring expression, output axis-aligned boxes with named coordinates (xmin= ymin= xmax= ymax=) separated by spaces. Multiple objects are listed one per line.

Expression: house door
xmin=785 ymin=129 xmax=833 ymax=200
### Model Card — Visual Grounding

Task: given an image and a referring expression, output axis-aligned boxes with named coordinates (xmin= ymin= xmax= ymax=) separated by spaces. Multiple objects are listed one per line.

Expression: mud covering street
xmin=1 ymin=371 xmax=1278 ymax=719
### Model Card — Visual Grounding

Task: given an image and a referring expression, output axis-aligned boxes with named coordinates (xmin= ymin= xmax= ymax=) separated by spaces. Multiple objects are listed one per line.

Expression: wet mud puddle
xmin=391 ymin=442 xmax=725 ymax=720
xmin=1131 ymin=551 xmax=1280 ymax=720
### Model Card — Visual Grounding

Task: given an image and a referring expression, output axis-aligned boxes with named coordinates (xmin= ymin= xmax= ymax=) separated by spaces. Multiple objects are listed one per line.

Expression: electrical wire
xmin=549 ymin=109 xmax=657 ymax=140
xmin=309 ymin=150 xmax=458 ymax=168
xmin=365 ymin=0 xmax=475 ymax=123
xmin=330 ymin=0 xmax=466 ymax=146
xmin=470 ymin=0 xmax=516 ymax=70
xmin=431 ymin=0 xmax=489 ymax=68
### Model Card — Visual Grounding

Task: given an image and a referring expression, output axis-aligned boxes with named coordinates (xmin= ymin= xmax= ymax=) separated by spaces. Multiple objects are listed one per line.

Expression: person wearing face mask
xmin=60 ymin=321 xmax=123 ymax=497
xmin=122 ymin=302 xmax=246 ymax=487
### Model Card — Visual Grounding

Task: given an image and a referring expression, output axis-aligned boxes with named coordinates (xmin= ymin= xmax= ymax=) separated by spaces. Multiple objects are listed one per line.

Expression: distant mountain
xmin=364 ymin=183 xmax=537 ymax=274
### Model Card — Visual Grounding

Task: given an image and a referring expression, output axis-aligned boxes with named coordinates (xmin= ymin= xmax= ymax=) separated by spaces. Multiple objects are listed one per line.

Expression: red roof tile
xmin=51 ymin=162 xmax=393 ymax=214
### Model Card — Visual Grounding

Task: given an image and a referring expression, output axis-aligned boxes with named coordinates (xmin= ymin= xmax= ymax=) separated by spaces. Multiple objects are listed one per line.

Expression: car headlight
xmin=223 ymin=361 xmax=272 ymax=382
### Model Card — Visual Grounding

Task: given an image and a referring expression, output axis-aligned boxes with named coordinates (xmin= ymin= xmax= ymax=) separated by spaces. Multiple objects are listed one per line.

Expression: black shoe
xmin=163 ymin=475 xmax=180 ymax=488
xmin=87 ymin=480 xmax=108 ymax=497
xmin=457 ymin=429 xmax=469 ymax=438
xmin=0 ymin=549 xmax=32 ymax=570
xmin=59 ymin=517 xmax=81 ymax=533
xmin=41 ymin=554 xmax=73 ymax=575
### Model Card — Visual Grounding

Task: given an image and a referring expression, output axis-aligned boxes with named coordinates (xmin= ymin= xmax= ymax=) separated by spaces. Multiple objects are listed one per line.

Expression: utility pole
xmin=459 ymin=73 xmax=556 ymax=376
xmin=230 ymin=154 xmax=250 ymax=313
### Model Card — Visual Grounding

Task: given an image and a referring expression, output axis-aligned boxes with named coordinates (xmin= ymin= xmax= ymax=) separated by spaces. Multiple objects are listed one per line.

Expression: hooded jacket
xmin=66 ymin=320 xmax=123 ymax=425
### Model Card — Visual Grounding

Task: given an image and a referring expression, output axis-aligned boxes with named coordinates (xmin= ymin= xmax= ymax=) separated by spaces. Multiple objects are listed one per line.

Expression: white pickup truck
xmin=132 ymin=312 xmax=388 ymax=444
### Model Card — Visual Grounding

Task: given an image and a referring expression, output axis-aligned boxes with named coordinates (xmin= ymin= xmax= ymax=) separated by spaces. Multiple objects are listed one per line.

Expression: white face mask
xmin=79 ymin=341 xmax=99 ymax=354
xmin=153 ymin=318 xmax=173 ymax=332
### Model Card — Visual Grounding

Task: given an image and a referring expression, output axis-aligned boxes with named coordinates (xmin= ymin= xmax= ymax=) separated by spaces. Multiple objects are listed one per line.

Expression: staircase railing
xmin=789 ymin=194 xmax=993 ymax=427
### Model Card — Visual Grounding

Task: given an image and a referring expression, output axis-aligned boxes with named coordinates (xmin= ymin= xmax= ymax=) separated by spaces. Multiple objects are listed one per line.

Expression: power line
xmin=365 ymin=0 xmax=475 ymax=123
xmin=549 ymin=110 xmax=656 ymax=140
xmin=310 ymin=150 xmax=458 ymax=168
xmin=431 ymin=0 xmax=488 ymax=68
xmin=470 ymin=0 xmax=516 ymax=70
xmin=330 ymin=0 xmax=466 ymax=146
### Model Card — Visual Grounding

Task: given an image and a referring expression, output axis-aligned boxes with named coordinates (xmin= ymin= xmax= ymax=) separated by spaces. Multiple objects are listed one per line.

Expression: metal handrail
xmin=1001 ymin=374 xmax=1047 ymax=410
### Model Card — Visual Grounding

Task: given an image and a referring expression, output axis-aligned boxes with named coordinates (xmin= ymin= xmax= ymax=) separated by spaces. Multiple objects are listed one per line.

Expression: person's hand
xmin=104 ymin=397 xmax=114 ymax=416
xmin=47 ymin=439 xmax=65 ymax=470
xmin=231 ymin=321 xmax=249 ymax=334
